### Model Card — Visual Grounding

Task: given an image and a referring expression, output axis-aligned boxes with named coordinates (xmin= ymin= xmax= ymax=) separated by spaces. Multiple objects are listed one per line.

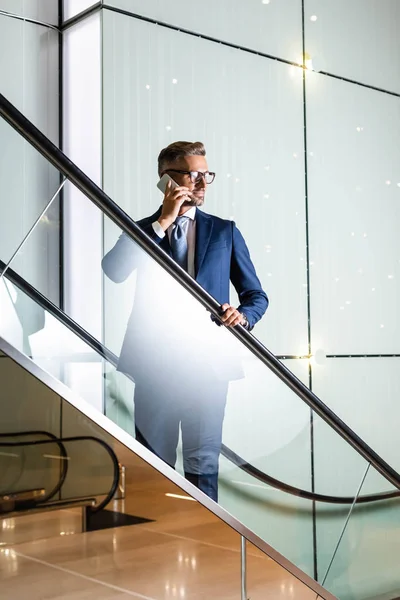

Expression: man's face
xmin=163 ymin=155 xmax=209 ymax=207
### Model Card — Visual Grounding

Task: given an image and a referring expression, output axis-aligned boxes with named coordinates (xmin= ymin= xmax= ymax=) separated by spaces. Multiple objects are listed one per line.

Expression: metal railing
xmin=1 ymin=91 xmax=400 ymax=495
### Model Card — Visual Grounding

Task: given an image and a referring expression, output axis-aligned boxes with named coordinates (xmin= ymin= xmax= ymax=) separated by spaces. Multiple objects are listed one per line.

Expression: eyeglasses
xmin=163 ymin=169 xmax=216 ymax=185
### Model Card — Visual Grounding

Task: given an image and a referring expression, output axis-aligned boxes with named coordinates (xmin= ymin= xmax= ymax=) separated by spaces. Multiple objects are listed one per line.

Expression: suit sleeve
xmin=230 ymin=223 xmax=269 ymax=329
xmin=102 ymin=222 xmax=163 ymax=283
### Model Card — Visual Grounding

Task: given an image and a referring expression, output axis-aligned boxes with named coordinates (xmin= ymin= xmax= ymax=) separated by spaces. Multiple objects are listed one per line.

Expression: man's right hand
xmin=157 ymin=181 xmax=192 ymax=231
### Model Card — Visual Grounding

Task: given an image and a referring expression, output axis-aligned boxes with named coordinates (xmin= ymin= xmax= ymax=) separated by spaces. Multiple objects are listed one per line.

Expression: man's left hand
xmin=220 ymin=303 xmax=247 ymax=328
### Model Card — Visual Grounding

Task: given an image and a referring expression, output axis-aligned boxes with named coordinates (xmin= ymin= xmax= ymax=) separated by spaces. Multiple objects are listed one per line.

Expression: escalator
xmin=1 ymin=92 xmax=400 ymax=600
xmin=0 ymin=430 xmax=119 ymax=526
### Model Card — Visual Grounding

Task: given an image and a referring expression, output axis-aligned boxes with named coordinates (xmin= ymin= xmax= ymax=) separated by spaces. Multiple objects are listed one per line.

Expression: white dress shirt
xmin=151 ymin=206 xmax=197 ymax=278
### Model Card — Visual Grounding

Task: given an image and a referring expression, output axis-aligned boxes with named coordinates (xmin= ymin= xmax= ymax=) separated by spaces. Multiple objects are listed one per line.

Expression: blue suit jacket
xmin=102 ymin=207 xmax=268 ymax=381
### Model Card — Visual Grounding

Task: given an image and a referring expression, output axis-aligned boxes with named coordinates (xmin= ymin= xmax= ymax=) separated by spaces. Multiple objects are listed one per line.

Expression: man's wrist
xmin=240 ymin=313 xmax=250 ymax=330
xmin=157 ymin=217 xmax=173 ymax=231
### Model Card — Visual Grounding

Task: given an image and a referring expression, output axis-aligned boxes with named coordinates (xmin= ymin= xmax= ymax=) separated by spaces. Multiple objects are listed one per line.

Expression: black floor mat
xmin=87 ymin=509 xmax=154 ymax=532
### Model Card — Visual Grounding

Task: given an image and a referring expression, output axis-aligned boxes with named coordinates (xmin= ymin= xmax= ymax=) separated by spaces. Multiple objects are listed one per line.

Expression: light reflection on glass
xmin=310 ymin=15 xmax=318 ymax=21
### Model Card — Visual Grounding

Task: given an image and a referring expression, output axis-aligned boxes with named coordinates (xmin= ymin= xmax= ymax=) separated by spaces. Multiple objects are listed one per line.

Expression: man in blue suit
xmin=102 ymin=141 xmax=268 ymax=502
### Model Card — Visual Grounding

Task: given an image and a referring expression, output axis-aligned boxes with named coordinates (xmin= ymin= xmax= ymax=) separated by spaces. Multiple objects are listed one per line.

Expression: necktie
xmin=170 ymin=216 xmax=189 ymax=271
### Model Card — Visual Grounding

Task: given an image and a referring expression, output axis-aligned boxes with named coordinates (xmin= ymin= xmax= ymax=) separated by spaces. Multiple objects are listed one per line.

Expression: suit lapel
xmin=195 ymin=209 xmax=213 ymax=279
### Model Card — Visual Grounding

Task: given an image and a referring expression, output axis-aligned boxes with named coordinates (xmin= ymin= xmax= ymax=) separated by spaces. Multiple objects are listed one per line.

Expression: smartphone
xmin=157 ymin=173 xmax=178 ymax=194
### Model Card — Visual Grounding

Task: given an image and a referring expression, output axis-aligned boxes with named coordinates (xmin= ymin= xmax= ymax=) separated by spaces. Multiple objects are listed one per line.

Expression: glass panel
xmin=304 ymin=0 xmax=400 ymax=93
xmin=323 ymin=467 xmax=400 ymax=599
xmin=0 ymin=118 xmax=61 ymax=283
xmin=0 ymin=1 xmax=58 ymax=25
xmin=307 ymin=70 xmax=400 ymax=356
xmin=102 ymin=9 xmax=308 ymax=356
xmin=313 ymin=417 xmax=384 ymax=585
xmin=103 ymin=0 xmax=302 ymax=62
xmin=0 ymin=275 xmax=104 ymax=412
xmin=313 ymin=358 xmax=400 ymax=474
xmin=0 ymin=12 xmax=59 ymax=129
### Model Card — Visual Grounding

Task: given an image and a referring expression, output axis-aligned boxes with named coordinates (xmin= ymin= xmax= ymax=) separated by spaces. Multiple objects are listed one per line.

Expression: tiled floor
xmin=0 ymin=441 xmax=320 ymax=599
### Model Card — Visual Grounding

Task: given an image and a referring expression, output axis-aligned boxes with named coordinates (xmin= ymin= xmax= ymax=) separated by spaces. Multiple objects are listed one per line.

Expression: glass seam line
xmin=94 ymin=4 xmax=400 ymax=99
xmin=2 ymin=92 xmax=400 ymax=495
xmin=0 ymin=9 xmax=60 ymax=31
xmin=321 ymin=463 xmax=371 ymax=587
xmin=60 ymin=1 xmax=102 ymax=30
xmin=0 ymin=178 xmax=66 ymax=282
xmin=301 ymin=0 xmax=318 ymax=581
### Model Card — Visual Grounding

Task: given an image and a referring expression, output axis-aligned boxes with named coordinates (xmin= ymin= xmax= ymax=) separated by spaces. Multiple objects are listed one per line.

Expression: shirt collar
xmin=182 ymin=206 xmax=196 ymax=220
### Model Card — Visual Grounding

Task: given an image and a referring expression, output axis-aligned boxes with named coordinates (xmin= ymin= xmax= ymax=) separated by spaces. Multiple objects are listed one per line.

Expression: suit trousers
xmin=133 ymin=374 xmax=228 ymax=503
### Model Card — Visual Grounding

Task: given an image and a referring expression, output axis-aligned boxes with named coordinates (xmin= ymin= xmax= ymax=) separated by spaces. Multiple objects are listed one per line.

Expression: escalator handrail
xmin=0 ymin=429 xmax=69 ymax=503
xmin=0 ymin=435 xmax=119 ymax=512
xmin=1 ymin=92 xmax=400 ymax=493
xmin=220 ymin=444 xmax=400 ymax=505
